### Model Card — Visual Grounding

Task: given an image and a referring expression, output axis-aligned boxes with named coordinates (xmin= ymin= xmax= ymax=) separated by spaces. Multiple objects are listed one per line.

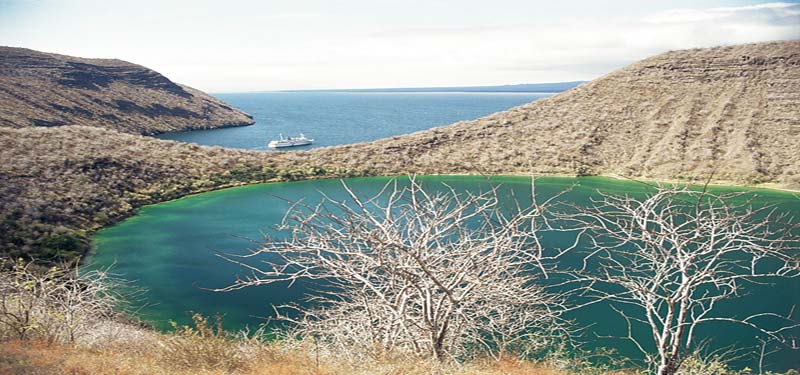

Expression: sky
xmin=1 ymin=0 xmax=798 ymax=92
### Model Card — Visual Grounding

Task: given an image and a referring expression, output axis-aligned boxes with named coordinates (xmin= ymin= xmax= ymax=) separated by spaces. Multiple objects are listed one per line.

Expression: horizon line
xmin=211 ymin=81 xmax=587 ymax=95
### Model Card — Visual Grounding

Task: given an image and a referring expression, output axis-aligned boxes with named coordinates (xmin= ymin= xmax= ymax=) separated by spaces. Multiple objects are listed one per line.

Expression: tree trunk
xmin=432 ymin=322 xmax=449 ymax=361
xmin=657 ymin=359 xmax=679 ymax=375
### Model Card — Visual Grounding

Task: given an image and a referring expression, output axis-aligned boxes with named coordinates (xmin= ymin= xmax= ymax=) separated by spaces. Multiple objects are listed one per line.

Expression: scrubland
xmin=0 ymin=126 xmax=359 ymax=263
xmin=2 ymin=41 xmax=799 ymax=265
xmin=2 ymin=41 xmax=800 ymax=374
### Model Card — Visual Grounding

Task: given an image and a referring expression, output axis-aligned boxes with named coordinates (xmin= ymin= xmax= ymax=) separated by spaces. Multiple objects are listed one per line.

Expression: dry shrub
xmin=160 ymin=313 xmax=268 ymax=372
xmin=0 ymin=258 xmax=123 ymax=344
xmin=675 ymin=355 xmax=731 ymax=375
xmin=219 ymin=178 xmax=571 ymax=362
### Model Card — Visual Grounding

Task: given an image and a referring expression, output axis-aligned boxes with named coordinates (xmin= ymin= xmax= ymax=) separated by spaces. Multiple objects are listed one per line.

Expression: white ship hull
xmin=268 ymin=139 xmax=312 ymax=148
xmin=267 ymin=133 xmax=314 ymax=148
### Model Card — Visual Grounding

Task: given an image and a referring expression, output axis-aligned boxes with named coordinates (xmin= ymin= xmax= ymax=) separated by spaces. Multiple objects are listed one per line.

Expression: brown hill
xmin=0 ymin=47 xmax=254 ymax=134
xmin=2 ymin=41 xmax=799 ymax=264
xmin=0 ymin=125 xmax=363 ymax=262
xmin=305 ymin=40 xmax=800 ymax=187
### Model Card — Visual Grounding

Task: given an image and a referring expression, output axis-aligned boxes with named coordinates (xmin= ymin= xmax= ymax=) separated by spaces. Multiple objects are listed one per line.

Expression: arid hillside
xmin=0 ymin=126 xmax=361 ymax=262
xmin=0 ymin=47 xmax=254 ymax=134
xmin=306 ymin=41 xmax=800 ymax=187
xmin=2 ymin=41 xmax=799 ymax=264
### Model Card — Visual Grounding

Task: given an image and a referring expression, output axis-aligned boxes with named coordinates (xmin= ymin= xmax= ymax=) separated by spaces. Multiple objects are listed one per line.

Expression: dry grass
xmin=0 ymin=309 xmax=632 ymax=375
xmin=0 ymin=338 xmax=637 ymax=375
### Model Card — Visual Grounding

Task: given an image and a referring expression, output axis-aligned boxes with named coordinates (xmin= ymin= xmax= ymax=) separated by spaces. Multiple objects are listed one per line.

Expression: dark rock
xmin=32 ymin=119 xmax=68 ymax=127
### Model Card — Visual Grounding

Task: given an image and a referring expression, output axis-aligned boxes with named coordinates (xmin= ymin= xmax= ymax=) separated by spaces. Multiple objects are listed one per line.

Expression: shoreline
xmin=142 ymin=119 xmax=255 ymax=137
xmin=421 ymin=172 xmax=800 ymax=193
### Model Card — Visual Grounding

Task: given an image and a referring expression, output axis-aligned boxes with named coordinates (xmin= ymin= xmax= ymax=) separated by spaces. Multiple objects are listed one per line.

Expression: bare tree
xmin=218 ymin=177 xmax=574 ymax=361
xmin=563 ymin=186 xmax=800 ymax=375
xmin=0 ymin=260 xmax=55 ymax=340
xmin=0 ymin=258 xmax=124 ymax=344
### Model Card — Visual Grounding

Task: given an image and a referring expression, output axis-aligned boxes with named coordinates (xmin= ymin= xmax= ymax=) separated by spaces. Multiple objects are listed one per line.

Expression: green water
xmin=88 ymin=176 xmax=800 ymax=370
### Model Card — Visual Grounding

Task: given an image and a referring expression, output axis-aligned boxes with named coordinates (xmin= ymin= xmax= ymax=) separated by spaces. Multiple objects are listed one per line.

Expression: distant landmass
xmin=284 ymin=81 xmax=586 ymax=93
xmin=0 ymin=47 xmax=254 ymax=135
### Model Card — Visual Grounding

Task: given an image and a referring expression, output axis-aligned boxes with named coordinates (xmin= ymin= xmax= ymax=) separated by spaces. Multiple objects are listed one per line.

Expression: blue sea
xmin=155 ymin=92 xmax=553 ymax=149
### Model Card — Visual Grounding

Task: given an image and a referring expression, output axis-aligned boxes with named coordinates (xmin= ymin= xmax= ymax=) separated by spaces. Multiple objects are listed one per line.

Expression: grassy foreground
xmin=1 ymin=319 xmax=795 ymax=375
xmin=0 ymin=314 xmax=628 ymax=375
xmin=0 ymin=260 xmax=622 ymax=375
xmin=0 ymin=340 xmax=574 ymax=375
xmin=0 ymin=263 xmax=794 ymax=375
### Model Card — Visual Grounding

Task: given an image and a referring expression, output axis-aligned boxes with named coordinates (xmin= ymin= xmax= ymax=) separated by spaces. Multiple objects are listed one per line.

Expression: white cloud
xmin=354 ymin=2 xmax=800 ymax=87
xmin=3 ymin=1 xmax=798 ymax=91
xmin=642 ymin=2 xmax=800 ymax=24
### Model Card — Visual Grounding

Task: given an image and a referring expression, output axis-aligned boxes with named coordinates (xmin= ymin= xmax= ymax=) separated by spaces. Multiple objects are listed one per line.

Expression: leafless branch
xmin=561 ymin=185 xmax=800 ymax=375
xmin=218 ymin=176 xmax=575 ymax=361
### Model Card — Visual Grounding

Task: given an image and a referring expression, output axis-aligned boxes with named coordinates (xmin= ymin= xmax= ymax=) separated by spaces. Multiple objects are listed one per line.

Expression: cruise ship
xmin=267 ymin=133 xmax=314 ymax=148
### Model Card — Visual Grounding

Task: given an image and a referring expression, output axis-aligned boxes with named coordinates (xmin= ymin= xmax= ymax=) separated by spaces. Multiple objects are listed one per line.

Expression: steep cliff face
xmin=0 ymin=47 xmax=254 ymax=134
xmin=307 ymin=41 xmax=800 ymax=187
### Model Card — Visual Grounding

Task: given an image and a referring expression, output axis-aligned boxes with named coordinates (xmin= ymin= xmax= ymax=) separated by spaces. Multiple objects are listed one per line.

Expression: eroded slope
xmin=0 ymin=47 xmax=254 ymax=134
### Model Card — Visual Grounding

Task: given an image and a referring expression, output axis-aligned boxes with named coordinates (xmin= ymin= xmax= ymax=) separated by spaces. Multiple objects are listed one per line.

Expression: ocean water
xmin=155 ymin=92 xmax=553 ymax=149
xmin=89 ymin=176 xmax=800 ymax=371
